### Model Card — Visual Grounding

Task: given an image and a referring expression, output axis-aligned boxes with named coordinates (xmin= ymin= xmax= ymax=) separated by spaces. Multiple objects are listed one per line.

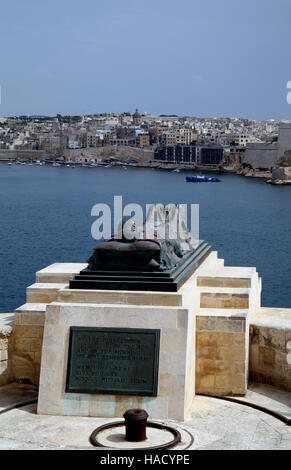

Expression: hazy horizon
xmin=1 ymin=0 xmax=291 ymax=120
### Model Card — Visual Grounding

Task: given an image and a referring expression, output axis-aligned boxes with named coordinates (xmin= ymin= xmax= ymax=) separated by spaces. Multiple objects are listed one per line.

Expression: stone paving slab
xmin=0 ymin=383 xmax=38 ymax=412
xmin=234 ymin=382 xmax=291 ymax=415
xmin=0 ymin=383 xmax=290 ymax=450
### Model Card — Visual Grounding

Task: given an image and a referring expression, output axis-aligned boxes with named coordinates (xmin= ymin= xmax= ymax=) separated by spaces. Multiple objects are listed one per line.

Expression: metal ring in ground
xmin=89 ymin=420 xmax=183 ymax=450
xmin=198 ymin=394 xmax=291 ymax=426
xmin=0 ymin=399 xmax=38 ymax=416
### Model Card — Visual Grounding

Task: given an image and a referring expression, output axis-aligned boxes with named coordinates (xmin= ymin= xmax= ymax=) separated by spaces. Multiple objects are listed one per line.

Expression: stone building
xmin=132 ymin=109 xmax=141 ymax=125
xmin=136 ymin=133 xmax=150 ymax=148
xmin=154 ymin=144 xmax=224 ymax=166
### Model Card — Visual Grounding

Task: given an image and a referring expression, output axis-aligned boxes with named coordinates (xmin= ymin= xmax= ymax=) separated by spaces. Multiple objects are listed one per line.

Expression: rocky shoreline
xmin=222 ymin=162 xmax=291 ymax=185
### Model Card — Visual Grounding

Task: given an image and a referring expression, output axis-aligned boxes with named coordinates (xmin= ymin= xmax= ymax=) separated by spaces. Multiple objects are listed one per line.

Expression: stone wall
xmin=0 ymin=150 xmax=46 ymax=160
xmin=0 ymin=314 xmax=14 ymax=386
xmin=242 ymin=122 xmax=291 ymax=170
xmin=196 ymin=315 xmax=247 ymax=396
xmin=243 ymin=143 xmax=278 ymax=170
xmin=12 ymin=309 xmax=44 ymax=386
xmin=277 ymin=122 xmax=291 ymax=161
xmin=249 ymin=308 xmax=291 ymax=392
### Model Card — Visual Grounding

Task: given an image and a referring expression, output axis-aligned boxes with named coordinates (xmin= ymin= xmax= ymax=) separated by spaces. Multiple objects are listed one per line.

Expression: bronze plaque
xmin=65 ymin=327 xmax=160 ymax=396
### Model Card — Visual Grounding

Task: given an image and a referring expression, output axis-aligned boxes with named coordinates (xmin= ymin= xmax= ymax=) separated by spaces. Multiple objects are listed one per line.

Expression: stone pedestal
xmin=9 ymin=250 xmax=262 ymax=420
xmin=37 ymin=303 xmax=195 ymax=421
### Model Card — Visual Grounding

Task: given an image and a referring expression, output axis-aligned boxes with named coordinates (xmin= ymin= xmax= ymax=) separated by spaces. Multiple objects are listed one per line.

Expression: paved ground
xmin=0 ymin=383 xmax=290 ymax=450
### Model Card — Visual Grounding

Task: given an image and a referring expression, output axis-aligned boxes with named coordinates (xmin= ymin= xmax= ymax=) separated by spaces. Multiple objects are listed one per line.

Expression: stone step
xmin=197 ymin=266 xmax=258 ymax=288
xmin=193 ymin=251 xmax=220 ymax=273
xmin=215 ymin=258 xmax=225 ymax=269
xmin=14 ymin=303 xmax=47 ymax=326
xmin=26 ymin=283 xmax=67 ymax=303
xmin=56 ymin=287 xmax=183 ymax=307
xmin=36 ymin=263 xmax=87 ymax=284
xmin=199 ymin=287 xmax=250 ymax=309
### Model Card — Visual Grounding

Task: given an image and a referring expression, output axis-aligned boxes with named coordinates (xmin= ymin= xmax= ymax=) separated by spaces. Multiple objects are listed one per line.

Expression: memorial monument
xmin=7 ymin=204 xmax=263 ymax=421
xmin=70 ymin=206 xmax=211 ymax=292
xmin=36 ymin=206 xmax=207 ymax=420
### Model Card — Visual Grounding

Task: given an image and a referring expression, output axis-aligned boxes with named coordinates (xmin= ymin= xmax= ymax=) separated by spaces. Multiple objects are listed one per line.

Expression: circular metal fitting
xmin=89 ymin=420 xmax=182 ymax=451
xmin=123 ymin=409 xmax=149 ymax=442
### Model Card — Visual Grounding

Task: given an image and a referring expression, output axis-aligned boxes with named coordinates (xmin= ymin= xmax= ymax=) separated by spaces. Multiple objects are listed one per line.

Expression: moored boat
xmin=186 ymin=175 xmax=221 ymax=183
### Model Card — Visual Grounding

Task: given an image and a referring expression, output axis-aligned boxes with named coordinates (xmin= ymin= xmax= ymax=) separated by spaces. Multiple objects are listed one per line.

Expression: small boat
xmin=173 ymin=169 xmax=180 ymax=173
xmin=186 ymin=175 xmax=221 ymax=183
xmin=8 ymin=161 xmax=12 ymax=165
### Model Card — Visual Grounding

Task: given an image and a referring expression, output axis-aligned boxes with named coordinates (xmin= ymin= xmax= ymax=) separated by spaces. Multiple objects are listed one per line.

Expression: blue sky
xmin=0 ymin=0 xmax=291 ymax=119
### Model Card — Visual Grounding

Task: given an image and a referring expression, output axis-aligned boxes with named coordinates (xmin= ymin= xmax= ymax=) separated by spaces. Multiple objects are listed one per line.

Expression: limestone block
xmin=57 ymin=288 xmax=183 ymax=308
xmin=200 ymin=292 xmax=249 ymax=309
xmin=197 ymin=277 xmax=251 ymax=288
xmin=26 ymin=283 xmax=67 ymax=304
xmin=0 ymin=349 xmax=8 ymax=361
xmin=249 ymin=308 xmax=291 ymax=392
xmin=196 ymin=312 xmax=248 ymax=396
xmin=197 ymin=374 xmax=215 ymax=389
xmin=36 ymin=263 xmax=87 ymax=284
xmin=0 ymin=361 xmax=8 ymax=375
xmin=0 ymin=338 xmax=8 ymax=350
xmin=0 ymin=314 xmax=15 ymax=386
xmin=37 ymin=303 xmax=195 ymax=421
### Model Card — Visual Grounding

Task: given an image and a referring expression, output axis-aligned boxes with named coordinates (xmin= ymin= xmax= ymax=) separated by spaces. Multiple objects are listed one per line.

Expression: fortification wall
xmin=243 ymin=143 xmax=278 ymax=170
xmin=277 ymin=122 xmax=291 ymax=160
xmin=0 ymin=150 xmax=46 ymax=160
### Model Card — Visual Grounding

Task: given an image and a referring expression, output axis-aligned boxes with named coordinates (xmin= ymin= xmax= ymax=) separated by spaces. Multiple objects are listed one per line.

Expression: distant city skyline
xmin=1 ymin=0 xmax=291 ymax=120
xmin=0 ymin=112 xmax=288 ymax=123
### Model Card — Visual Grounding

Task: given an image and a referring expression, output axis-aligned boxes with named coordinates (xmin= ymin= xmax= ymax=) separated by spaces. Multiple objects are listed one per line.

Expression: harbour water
xmin=0 ymin=163 xmax=290 ymax=312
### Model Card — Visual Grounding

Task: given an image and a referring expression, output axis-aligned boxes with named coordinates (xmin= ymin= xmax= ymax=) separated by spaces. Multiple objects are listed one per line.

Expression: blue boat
xmin=186 ymin=175 xmax=221 ymax=183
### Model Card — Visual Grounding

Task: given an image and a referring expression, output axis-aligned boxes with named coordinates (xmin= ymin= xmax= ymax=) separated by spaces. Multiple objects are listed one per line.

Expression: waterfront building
xmin=154 ymin=144 xmax=224 ymax=166
xmin=160 ymin=128 xmax=194 ymax=147
xmin=87 ymin=133 xmax=103 ymax=148
xmin=198 ymin=146 xmax=224 ymax=165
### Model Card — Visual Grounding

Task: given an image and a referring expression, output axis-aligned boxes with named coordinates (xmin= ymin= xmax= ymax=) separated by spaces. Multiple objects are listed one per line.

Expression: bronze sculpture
xmin=70 ymin=205 xmax=211 ymax=292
